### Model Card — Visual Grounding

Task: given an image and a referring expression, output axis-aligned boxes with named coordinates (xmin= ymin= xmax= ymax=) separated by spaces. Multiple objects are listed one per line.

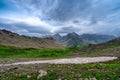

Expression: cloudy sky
xmin=0 ymin=0 xmax=120 ymax=36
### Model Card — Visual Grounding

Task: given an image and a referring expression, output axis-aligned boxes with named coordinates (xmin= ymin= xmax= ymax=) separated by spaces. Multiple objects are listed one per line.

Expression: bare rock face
xmin=37 ymin=70 xmax=47 ymax=79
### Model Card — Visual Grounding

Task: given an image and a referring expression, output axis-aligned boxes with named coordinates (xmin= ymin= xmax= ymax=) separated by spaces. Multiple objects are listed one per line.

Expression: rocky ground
xmin=0 ymin=57 xmax=117 ymax=66
xmin=0 ymin=57 xmax=119 ymax=80
xmin=0 ymin=57 xmax=118 ymax=74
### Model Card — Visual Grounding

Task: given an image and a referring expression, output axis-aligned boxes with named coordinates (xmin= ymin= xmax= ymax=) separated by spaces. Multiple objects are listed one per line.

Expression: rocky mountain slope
xmin=53 ymin=32 xmax=116 ymax=47
xmin=74 ymin=37 xmax=120 ymax=57
xmin=62 ymin=32 xmax=89 ymax=46
xmin=0 ymin=29 xmax=61 ymax=48
xmin=81 ymin=34 xmax=116 ymax=44
xmin=53 ymin=33 xmax=62 ymax=41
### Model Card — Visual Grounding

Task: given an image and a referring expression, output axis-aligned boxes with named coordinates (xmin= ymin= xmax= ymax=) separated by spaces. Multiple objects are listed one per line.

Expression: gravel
xmin=0 ymin=57 xmax=117 ymax=67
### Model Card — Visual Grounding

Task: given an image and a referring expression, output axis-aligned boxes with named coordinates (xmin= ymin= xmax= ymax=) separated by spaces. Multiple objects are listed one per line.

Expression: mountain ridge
xmin=53 ymin=32 xmax=116 ymax=47
xmin=74 ymin=37 xmax=120 ymax=57
xmin=0 ymin=29 xmax=116 ymax=48
xmin=0 ymin=29 xmax=61 ymax=48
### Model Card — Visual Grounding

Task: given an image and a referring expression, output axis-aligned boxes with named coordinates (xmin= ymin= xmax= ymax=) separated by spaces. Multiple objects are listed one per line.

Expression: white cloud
xmin=0 ymin=0 xmax=120 ymax=36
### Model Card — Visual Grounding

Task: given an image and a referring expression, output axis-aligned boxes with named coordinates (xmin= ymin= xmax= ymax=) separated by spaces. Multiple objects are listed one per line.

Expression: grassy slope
xmin=41 ymin=59 xmax=120 ymax=80
xmin=0 ymin=38 xmax=120 ymax=58
xmin=0 ymin=45 xmax=82 ymax=58
xmin=72 ymin=38 xmax=120 ymax=57
xmin=1 ymin=39 xmax=120 ymax=58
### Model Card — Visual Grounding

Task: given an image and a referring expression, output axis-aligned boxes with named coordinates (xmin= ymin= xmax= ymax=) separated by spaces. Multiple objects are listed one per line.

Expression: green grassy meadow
xmin=0 ymin=45 xmax=82 ymax=58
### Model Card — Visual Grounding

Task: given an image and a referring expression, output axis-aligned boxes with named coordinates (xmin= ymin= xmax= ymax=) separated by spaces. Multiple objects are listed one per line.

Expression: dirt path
xmin=0 ymin=57 xmax=117 ymax=67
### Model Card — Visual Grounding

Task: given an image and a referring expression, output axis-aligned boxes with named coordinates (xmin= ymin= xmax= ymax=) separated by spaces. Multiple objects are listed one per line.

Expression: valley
xmin=0 ymin=30 xmax=120 ymax=80
xmin=1 ymin=0 xmax=120 ymax=79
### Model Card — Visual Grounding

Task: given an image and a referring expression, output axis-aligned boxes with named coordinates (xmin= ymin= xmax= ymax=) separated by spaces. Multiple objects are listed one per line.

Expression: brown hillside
xmin=0 ymin=29 xmax=62 ymax=48
xmin=74 ymin=38 xmax=120 ymax=57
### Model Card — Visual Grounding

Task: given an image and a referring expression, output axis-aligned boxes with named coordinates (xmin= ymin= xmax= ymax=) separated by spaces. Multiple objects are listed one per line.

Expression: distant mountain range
xmin=0 ymin=29 xmax=61 ymax=48
xmin=0 ymin=29 xmax=116 ymax=48
xmin=53 ymin=32 xmax=116 ymax=47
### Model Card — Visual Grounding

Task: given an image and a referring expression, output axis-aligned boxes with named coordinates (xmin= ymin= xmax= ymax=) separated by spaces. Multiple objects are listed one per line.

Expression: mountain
xmin=53 ymin=33 xmax=62 ymax=41
xmin=53 ymin=32 xmax=116 ymax=47
xmin=2 ymin=29 xmax=115 ymax=48
xmin=62 ymin=32 xmax=89 ymax=46
xmin=74 ymin=37 xmax=120 ymax=57
xmin=0 ymin=29 xmax=61 ymax=48
xmin=81 ymin=34 xmax=116 ymax=44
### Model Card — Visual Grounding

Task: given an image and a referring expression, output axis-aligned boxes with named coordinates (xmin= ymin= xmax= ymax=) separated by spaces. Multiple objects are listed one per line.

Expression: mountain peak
xmin=0 ymin=29 xmax=19 ymax=36
xmin=69 ymin=32 xmax=77 ymax=34
xmin=67 ymin=32 xmax=79 ymax=37
xmin=53 ymin=33 xmax=62 ymax=41
xmin=54 ymin=33 xmax=61 ymax=37
xmin=0 ymin=29 xmax=12 ymax=34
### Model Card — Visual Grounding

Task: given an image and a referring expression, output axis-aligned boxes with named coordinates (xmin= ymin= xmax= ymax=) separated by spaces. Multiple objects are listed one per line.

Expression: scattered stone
xmin=55 ymin=78 xmax=62 ymax=80
xmin=84 ymin=78 xmax=89 ymax=80
xmin=79 ymin=77 xmax=97 ymax=80
xmin=0 ymin=69 xmax=5 ymax=74
xmin=92 ymin=77 xmax=97 ymax=80
xmin=27 ymin=75 xmax=31 ymax=79
xmin=37 ymin=70 xmax=47 ymax=79
xmin=7 ymin=67 xmax=18 ymax=71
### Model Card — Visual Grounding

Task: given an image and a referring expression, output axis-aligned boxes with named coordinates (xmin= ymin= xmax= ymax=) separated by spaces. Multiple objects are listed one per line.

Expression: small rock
xmin=56 ymin=78 xmax=62 ymax=80
xmin=7 ymin=67 xmax=18 ymax=71
xmin=0 ymin=69 xmax=5 ymax=74
xmin=84 ymin=78 xmax=89 ymax=80
xmin=92 ymin=77 xmax=97 ymax=80
xmin=27 ymin=75 xmax=31 ymax=79
xmin=37 ymin=70 xmax=47 ymax=79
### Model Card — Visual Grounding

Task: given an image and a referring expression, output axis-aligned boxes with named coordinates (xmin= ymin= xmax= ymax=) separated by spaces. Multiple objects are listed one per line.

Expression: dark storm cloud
xmin=55 ymin=26 xmax=81 ymax=33
xmin=48 ymin=0 xmax=91 ymax=21
xmin=14 ymin=23 xmax=51 ymax=34
xmin=0 ymin=22 xmax=51 ymax=37
xmin=9 ymin=0 xmax=92 ymax=21
xmin=0 ymin=0 xmax=120 ymax=36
